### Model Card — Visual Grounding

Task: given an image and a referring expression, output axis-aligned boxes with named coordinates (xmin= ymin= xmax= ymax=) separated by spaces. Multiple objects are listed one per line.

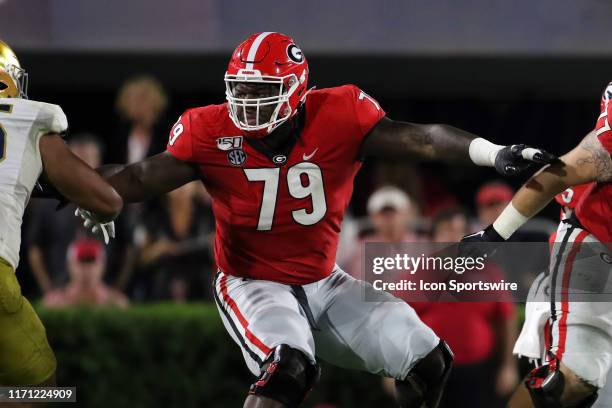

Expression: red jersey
xmin=555 ymin=183 xmax=592 ymax=210
xmin=166 ymin=85 xmax=385 ymax=284
xmin=574 ymin=84 xmax=612 ymax=243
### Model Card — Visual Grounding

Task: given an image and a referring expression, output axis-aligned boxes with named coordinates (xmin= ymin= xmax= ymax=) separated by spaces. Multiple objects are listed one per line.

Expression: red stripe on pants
xmin=555 ymin=230 xmax=589 ymax=361
xmin=219 ymin=274 xmax=272 ymax=356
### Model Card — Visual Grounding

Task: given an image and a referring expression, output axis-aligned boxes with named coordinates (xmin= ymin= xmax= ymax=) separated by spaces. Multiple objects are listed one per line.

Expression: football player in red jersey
xmin=461 ymin=83 xmax=612 ymax=408
xmin=81 ymin=33 xmax=555 ymax=408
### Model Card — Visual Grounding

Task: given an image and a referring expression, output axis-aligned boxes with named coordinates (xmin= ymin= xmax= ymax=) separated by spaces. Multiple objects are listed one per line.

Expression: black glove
xmin=494 ymin=144 xmax=559 ymax=177
xmin=458 ymin=225 xmax=505 ymax=258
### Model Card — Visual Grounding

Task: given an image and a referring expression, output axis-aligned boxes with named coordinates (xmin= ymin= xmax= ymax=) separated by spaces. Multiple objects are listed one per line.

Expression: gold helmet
xmin=0 ymin=40 xmax=27 ymax=98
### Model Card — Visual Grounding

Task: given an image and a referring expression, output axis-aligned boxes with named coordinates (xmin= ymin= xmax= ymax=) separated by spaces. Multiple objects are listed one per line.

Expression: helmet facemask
xmin=0 ymin=63 xmax=28 ymax=99
xmin=225 ymin=69 xmax=300 ymax=135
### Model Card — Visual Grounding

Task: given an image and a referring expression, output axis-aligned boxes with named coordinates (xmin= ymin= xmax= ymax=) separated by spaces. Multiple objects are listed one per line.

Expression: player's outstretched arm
xmin=495 ymin=131 xmax=610 ymax=237
xmin=361 ymin=117 xmax=478 ymax=162
xmin=360 ymin=117 xmax=556 ymax=176
xmin=40 ymin=133 xmax=123 ymax=222
xmin=105 ymin=151 xmax=201 ymax=203
xmin=462 ymin=131 xmax=611 ymax=245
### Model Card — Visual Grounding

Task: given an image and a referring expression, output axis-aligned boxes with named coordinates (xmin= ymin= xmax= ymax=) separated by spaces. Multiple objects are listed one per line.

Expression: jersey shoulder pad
xmin=179 ymin=104 xmax=230 ymax=142
xmin=187 ymin=103 xmax=228 ymax=126
xmin=167 ymin=103 xmax=229 ymax=162
xmin=33 ymin=101 xmax=68 ymax=135
xmin=308 ymin=84 xmax=383 ymax=116
xmin=309 ymin=84 xmax=363 ymax=106
xmin=340 ymin=84 xmax=385 ymax=135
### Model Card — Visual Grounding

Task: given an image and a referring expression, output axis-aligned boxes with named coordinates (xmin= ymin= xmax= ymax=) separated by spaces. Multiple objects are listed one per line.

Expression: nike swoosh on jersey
xmin=303 ymin=148 xmax=318 ymax=161
xmin=465 ymin=230 xmax=485 ymax=239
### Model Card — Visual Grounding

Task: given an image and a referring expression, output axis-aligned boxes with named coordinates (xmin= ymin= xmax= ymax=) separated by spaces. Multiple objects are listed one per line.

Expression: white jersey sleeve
xmin=34 ymin=102 xmax=68 ymax=136
xmin=0 ymin=98 xmax=69 ymax=269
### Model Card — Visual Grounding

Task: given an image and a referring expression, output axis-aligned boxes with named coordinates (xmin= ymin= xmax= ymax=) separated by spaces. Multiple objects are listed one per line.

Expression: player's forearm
xmin=106 ymin=163 xmax=159 ymax=203
xmin=492 ymin=138 xmax=602 ymax=239
xmin=378 ymin=122 xmax=478 ymax=162
xmin=512 ymin=164 xmax=571 ymax=217
xmin=423 ymin=123 xmax=480 ymax=163
xmin=40 ymin=134 xmax=123 ymax=220
xmin=490 ymin=163 xmax=576 ymax=239
xmin=362 ymin=118 xmax=483 ymax=163
xmin=97 ymin=164 xmax=128 ymax=178
xmin=417 ymin=124 xmax=517 ymax=168
xmin=105 ymin=153 xmax=200 ymax=203
xmin=97 ymin=163 xmax=159 ymax=202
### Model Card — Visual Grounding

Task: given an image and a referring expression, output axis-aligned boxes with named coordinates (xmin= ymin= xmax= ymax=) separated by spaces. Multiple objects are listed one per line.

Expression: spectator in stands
xmin=367 ymin=185 xmax=421 ymax=242
xmin=109 ymin=75 xmax=172 ymax=252
xmin=412 ymin=209 xmax=518 ymax=407
xmin=473 ymin=180 xmax=514 ymax=230
xmin=131 ymin=181 xmax=214 ymax=302
xmin=343 ymin=185 xmax=422 ymax=278
xmin=43 ymin=238 xmax=129 ymax=308
xmin=108 ymin=75 xmax=169 ymax=165
xmin=27 ymin=133 xmax=136 ymax=294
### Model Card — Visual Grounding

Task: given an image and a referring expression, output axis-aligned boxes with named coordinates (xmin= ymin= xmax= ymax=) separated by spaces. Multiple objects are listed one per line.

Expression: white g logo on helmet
xmin=287 ymin=44 xmax=304 ymax=64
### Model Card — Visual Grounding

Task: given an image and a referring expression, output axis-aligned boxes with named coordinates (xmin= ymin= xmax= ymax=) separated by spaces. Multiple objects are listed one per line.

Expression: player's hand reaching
xmin=74 ymin=208 xmax=116 ymax=245
xmin=494 ymin=144 xmax=558 ymax=177
xmin=458 ymin=225 xmax=505 ymax=258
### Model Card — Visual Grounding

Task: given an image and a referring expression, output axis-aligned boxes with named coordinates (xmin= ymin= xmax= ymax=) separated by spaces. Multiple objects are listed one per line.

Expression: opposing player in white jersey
xmin=0 ymin=40 xmax=123 ymax=388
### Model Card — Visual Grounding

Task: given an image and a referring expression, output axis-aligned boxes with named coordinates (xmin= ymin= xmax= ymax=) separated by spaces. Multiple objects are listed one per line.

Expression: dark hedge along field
xmin=38 ymin=303 xmax=396 ymax=408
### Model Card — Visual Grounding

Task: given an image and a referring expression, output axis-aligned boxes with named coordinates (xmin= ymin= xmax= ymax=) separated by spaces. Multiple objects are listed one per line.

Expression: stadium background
xmin=2 ymin=0 xmax=612 ymax=406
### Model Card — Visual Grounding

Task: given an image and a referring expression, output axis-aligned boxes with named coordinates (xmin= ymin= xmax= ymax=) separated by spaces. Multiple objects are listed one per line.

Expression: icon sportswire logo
xmin=303 ymin=148 xmax=318 ymax=161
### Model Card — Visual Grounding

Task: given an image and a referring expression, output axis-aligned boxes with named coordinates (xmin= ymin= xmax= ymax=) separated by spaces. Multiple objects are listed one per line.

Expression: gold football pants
xmin=0 ymin=257 xmax=56 ymax=385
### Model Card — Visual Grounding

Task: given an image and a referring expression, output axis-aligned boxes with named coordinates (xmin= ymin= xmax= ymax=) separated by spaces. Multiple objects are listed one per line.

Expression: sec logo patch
xmin=228 ymin=149 xmax=247 ymax=166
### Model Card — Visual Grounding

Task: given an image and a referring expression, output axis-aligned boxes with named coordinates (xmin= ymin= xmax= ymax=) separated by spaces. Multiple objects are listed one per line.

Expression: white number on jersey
xmin=169 ymin=116 xmax=184 ymax=146
xmin=244 ymin=163 xmax=328 ymax=231
xmin=560 ymin=187 xmax=574 ymax=204
xmin=244 ymin=167 xmax=280 ymax=231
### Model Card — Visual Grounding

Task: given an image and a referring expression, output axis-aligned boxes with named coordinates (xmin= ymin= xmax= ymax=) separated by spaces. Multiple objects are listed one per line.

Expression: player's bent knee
xmin=249 ymin=345 xmax=320 ymax=408
xmin=525 ymin=360 xmax=598 ymax=408
xmin=395 ymin=340 xmax=454 ymax=408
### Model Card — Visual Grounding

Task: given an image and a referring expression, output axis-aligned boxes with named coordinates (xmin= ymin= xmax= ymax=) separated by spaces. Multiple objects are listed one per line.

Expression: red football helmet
xmin=225 ymin=32 xmax=309 ymax=136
